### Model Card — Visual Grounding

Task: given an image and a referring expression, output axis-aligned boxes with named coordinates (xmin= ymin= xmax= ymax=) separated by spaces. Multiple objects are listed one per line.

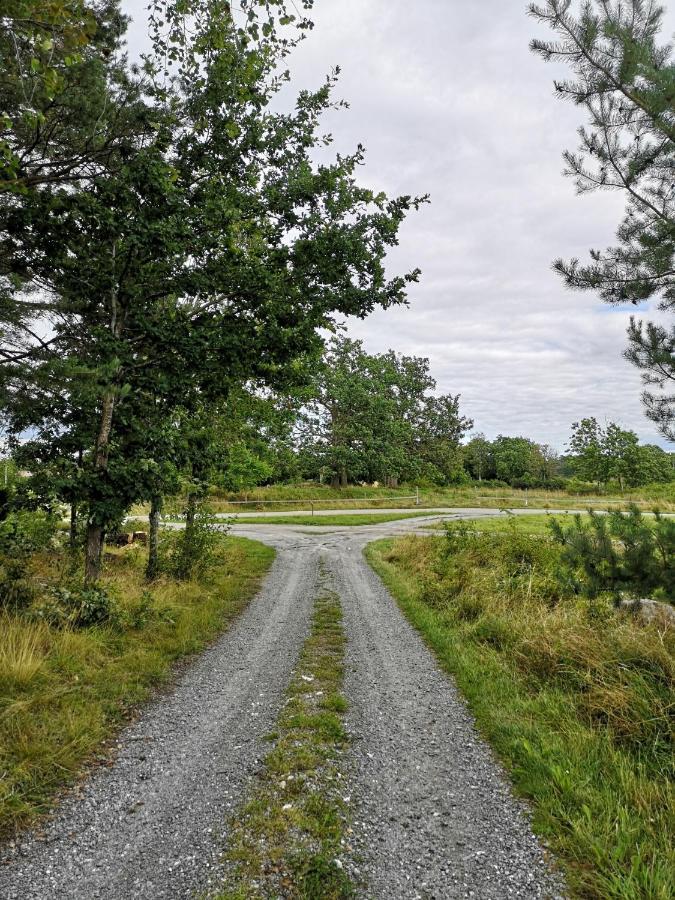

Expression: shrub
xmin=0 ymin=510 xmax=58 ymax=610
xmin=550 ymin=505 xmax=674 ymax=603
xmin=32 ymin=585 xmax=120 ymax=629
xmin=167 ymin=504 xmax=222 ymax=580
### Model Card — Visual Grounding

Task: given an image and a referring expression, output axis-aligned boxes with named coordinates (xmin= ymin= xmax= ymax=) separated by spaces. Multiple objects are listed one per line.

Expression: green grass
xmin=131 ymin=480 xmax=675 ymax=517
xmin=211 ymin=480 xmax=675 ymax=511
xmin=217 ymin=573 xmax=354 ymax=900
xmin=426 ymin=512 xmax=593 ymax=535
xmin=230 ymin=511 xmax=434 ymax=527
xmin=365 ymin=533 xmax=675 ymax=900
xmin=0 ymin=536 xmax=274 ymax=838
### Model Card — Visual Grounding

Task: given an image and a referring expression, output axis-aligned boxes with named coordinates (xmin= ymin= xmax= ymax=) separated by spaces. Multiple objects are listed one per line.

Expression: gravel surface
xmin=0 ymin=513 xmax=567 ymax=899
xmin=0 ymin=545 xmax=318 ymax=900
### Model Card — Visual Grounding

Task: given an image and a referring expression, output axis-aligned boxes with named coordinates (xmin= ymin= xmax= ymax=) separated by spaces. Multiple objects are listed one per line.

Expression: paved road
xmin=0 ymin=513 xmax=565 ymax=899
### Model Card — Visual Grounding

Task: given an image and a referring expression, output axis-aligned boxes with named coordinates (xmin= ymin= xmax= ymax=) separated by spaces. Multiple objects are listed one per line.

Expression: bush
xmin=550 ymin=505 xmax=674 ymax=604
xmin=32 ymin=585 xmax=120 ymax=629
xmin=165 ymin=504 xmax=222 ymax=580
xmin=0 ymin=510 xmax=58 ymax=610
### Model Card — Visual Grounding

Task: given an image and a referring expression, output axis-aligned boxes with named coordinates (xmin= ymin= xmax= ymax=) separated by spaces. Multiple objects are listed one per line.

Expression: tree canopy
xmin=0 ymin=0 xmax=425 ymax=581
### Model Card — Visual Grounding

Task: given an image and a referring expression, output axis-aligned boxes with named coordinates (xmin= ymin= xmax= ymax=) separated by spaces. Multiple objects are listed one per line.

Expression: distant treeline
xmin=201 ymin=339 xmax=675 ymax=493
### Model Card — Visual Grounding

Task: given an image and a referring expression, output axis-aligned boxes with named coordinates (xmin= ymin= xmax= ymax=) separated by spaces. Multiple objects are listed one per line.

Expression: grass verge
xmin=424 ymin=512 xmax=593 ymax=535
xmin=229 ymin=512 xmax=433 ymax=527
xmin=0 ymin=536 xmax=274 ymax=838
xmin=216 ymin=570 xmax=354 ymax=900
xmin=131 ymin=481 xmax=675 ymax=517
xmin=365 ymin=534 xmax=674 ymax=900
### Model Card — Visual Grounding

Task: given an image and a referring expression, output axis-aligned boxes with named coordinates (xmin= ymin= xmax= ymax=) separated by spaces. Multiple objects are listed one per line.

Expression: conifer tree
xmin=530 ymin=1 xmax=675 ymax=439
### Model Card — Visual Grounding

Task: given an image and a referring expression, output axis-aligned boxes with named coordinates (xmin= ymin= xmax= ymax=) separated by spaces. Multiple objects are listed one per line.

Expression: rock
xmin=132 ymin=532 xmax=148 ymax=545
xmin=618 ymin=598 xmax=675 ymax=627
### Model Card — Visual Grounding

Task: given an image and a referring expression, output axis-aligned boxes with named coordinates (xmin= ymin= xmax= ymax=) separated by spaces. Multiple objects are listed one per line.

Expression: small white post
xmin=415 ymin=486 xmax=420 ymax=506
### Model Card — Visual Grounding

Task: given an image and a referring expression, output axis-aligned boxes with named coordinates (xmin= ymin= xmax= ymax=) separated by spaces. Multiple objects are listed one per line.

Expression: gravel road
xmin=0 ymin=512 xmax=566 ymax=899
xmin=0 ymin=543 xmax=319 ymax=900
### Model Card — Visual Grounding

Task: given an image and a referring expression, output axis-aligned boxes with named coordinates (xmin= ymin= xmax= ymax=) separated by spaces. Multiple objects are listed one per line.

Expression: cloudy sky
xmin=122 ymin=1 xmax=674 ymax=450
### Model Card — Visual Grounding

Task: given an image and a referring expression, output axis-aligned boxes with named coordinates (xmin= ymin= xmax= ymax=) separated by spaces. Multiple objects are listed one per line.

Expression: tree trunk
xmin=146 ymin=494 xmax=163 ymax=581
xmin=84 ymin=525 xmax=105 ymax=583
xmin=339 ymin=467 xmax=348 ymax=488
xmin=69 ymin=503 xmax=78 ymax=551
xmin=84 ymin=390 xmax=117 ymax=584
xmin=330 ymin=472 xmax=340 ymax=489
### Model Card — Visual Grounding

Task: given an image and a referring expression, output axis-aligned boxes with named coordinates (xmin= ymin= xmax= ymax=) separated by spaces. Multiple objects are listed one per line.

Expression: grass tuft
xmin=0 ymin=536 xmax=274 ymax=838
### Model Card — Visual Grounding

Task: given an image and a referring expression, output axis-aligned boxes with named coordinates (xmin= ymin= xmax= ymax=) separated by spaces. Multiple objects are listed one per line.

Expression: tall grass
xmin=366 ymin=530 xmax=675 ymax=899
xmin=179 ymin=481 xmax=675 ymax=513
xmin=0 ymin=536 xmax=274 ymax=837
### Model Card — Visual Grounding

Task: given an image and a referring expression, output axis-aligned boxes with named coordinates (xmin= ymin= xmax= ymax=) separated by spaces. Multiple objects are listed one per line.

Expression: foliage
xmin=550 ymin=505 xmax=675 ymax=603
xmin=32 ymin=584 xmax=120 ymax=629
xmin=1 ymin=0 xmax=424 ymax=583
xmin=368 ymin=533 xmax=675 ymax=898
xmin=299 ymin=336 xmax=471 ymax=487
xmin=568 ymin=416 xmax=673 ymax=487
xmin=490 ymin=435 xmax=559 ymax=488
xmin=0 ymin=508 xmax=57 ymax=609
xmin=166 ymin=504 xmax=222 ymax=581
xmin=530 ymin=1 xmax=675 ymax=440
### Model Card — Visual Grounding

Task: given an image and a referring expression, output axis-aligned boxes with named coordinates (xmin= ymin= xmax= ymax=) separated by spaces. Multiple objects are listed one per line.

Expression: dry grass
xmin=367 ymin=531 xmax=675 ymax=899
xmin=0 ymin=536 xmax=274 ymax=837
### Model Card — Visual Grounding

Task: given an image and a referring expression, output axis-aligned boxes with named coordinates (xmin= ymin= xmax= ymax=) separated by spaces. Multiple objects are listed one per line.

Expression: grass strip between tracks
xmin=216 ymin=571 xmax=354 ymax=900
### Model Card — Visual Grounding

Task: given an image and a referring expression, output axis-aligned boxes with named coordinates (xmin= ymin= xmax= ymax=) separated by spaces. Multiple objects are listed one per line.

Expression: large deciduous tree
xmin=530 ymin=1 xmax=675 ymax=439
xmin=1 ymin=0 xmax=424 ymax=582
xmin=300 ymin=337 xmax=471 ymax=487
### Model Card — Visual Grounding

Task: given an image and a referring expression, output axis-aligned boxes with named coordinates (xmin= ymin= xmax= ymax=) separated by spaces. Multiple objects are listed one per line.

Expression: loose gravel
xmin=0 ymin=514 xmax=567 ymax=899
xmin=0 ymin=545 xmax=319 ymax=900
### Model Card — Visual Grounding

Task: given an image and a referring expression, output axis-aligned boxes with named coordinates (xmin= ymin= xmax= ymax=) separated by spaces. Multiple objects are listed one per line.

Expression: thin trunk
xmin=339 ymin=467 xmax=348 ymax=488
xmin=84 ymin=389 xmax=116 ymax=584
xmin=146 ymin=494 xmax=163 ymax=581
xmin=69 ymin=503 xmax=78 ymax=551
xmin=84 ymin=244 xmax=123 ymax=585
xmin=69 ymin=448 xmax=84 ymax=553
xmin=177 ymin=491 xmax=198 ymax=581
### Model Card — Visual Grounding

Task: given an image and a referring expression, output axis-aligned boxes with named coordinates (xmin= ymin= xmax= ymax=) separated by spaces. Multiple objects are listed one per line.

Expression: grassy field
xmin=426 ymin=512 xmax=593 ymax=535
xmin=0 ymin=536 xmax=274 ymax=838
xmin=366 ymin=532 xmax=674 ymax=899
xmin=136 ymin=481 xmax=675 ymax=516
xmin=229 ymin=511 xmax=435 ymax=527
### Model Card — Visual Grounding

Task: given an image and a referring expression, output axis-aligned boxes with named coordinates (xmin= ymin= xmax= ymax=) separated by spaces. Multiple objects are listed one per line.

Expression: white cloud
xmin=121 ymin=0 xmax=675 ymax=449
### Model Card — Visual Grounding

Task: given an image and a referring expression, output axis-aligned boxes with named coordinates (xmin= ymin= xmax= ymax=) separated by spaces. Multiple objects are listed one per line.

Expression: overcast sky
xmin=122 ymin=0 xmax=674 ymax=451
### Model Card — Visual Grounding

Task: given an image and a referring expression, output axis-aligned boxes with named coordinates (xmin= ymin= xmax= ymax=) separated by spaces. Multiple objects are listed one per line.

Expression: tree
xmin=551 ymin=506 xmax=675 ymax=603
xmin=491 ymin=436 xmax=542 ymax=487
xmin=569 ymin=417 xmax=608 ymax=485
xmin=1 ymin=0 xmax=424 ymax=583
xmin=300 ymin=337 xmax=471 ymax=487
xmin=567 ymin=417 xmax=666 ymax=488
xmin=463 ymin=434 xmax=495 ymax=482
xmin=530 ymin=1 xmax=675 ymax=440
xmin=635 ymin=443 xmax=674 ymax=484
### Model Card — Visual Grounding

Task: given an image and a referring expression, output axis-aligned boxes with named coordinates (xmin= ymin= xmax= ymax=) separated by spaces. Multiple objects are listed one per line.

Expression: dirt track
xmin=0 ymin=512 xmax=565 ymax=899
